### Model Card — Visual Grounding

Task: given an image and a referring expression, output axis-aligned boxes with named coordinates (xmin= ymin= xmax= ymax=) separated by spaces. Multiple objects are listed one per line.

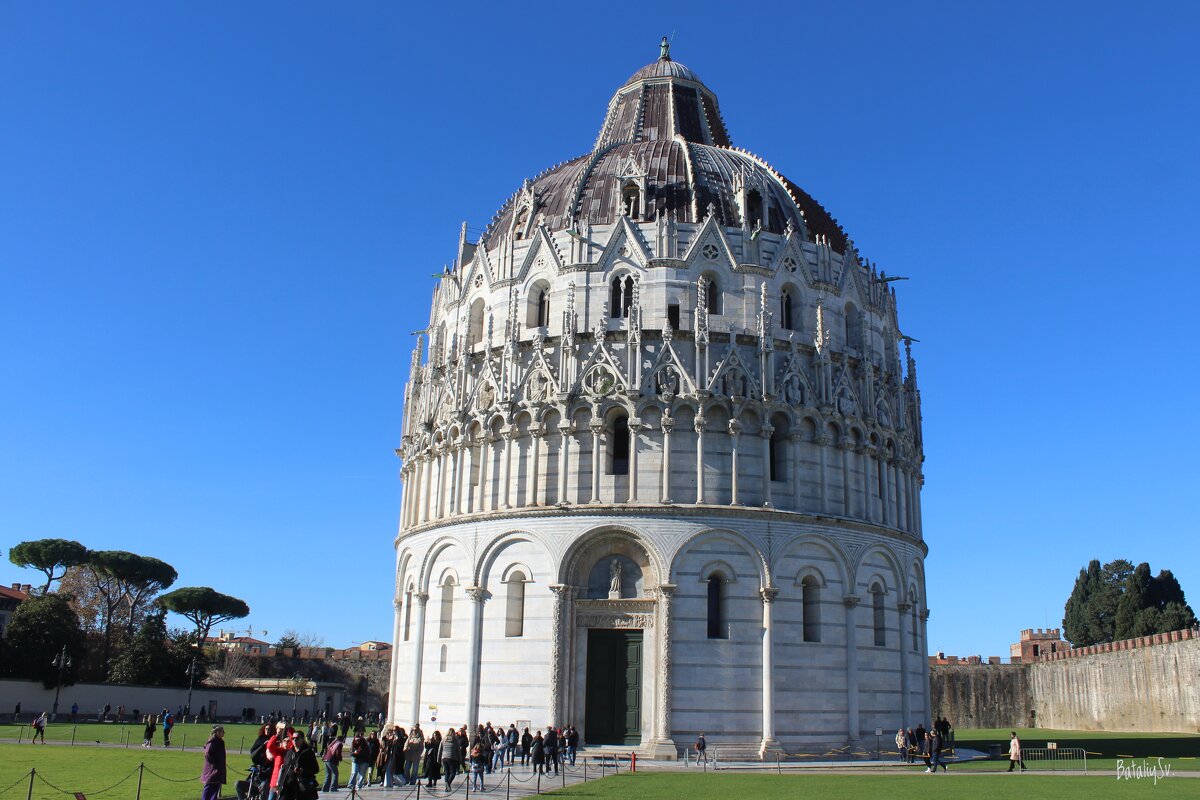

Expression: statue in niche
xmin=584 ymin=365 xmax=616 ymax=398
xmin=608 ymin=558 xmax=622 ymax=599
xmin=527 ymin=370 xmax=550 ymax=403
xmin=656 ymin=364 xmax=680 ymax=398
xmin=723 ymin=370 xmax=747 ymax=399
xmin=782 ymin=376 xmax=804 ymax=407
xmin=478 ymin=382 xmax=495 ymax=410
xmin=876 ymin=401 xmax=891 ymax=427
xmin=837 ymin=389 xmax=857 ymax=417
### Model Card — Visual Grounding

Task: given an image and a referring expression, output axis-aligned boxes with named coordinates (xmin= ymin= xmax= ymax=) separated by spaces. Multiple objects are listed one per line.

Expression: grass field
xmin=548 ymin=772 xmax=1194 ymax=799
xmin=0 ymin=721 xmax=268 ymax=752
xmin=952 ymin=726 xmax=1200 ymax=770
xmin=0 ymin=743 xmax=217 ymax=800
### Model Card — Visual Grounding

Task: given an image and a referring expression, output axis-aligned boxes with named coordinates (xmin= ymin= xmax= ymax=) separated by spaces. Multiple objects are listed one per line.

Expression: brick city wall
xmin=931 ymin=629 xmax=1199 ymax=732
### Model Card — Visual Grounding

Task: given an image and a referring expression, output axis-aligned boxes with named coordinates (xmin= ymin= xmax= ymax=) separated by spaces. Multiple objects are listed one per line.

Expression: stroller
xmin=236 ymin=764 xmax=268 ymax=800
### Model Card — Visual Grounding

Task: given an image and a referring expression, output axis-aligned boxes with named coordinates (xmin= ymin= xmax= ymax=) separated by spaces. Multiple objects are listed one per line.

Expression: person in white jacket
xmin=1008 ymin=732 xmax=1027 ymax=772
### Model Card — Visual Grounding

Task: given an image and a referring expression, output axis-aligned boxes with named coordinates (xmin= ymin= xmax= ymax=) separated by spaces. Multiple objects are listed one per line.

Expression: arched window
xmin=438 ymin=644 xmax=448 ymax=672
xmin=439 ymin=577 xmax=456 ymax=639
xmin=609 ymin=276 xmax=635 ymax=318
xmin=527 ymin=282 xmax=551 ymax=328
xmin=872 ymin=583 xmax=886 ymax=647
xmin=622 ymin=182 xmax=641 ymax=219
xmin=801 ymin=576 xmax=821 ymax=642
xmin=706 ymin=574 xmax=726 ymax=639
xmin=609 ymin=414 xmax=630 ymax=475
xmin=746 ymin=189 xmax=763 ymax=228
xmin=468 ymin=298 xmax=486 ymax=349
xmin=403 ymin=589 xmax=412 ymax=641
xmin=780 ymin=289 xmax=795 ymax=330
xmin=505 ymin=571 xmax=526 ymax=638
xmin=845 ymin=302 xmax=862 ymax=352
xmin=769 ymin=427 xmax=787 ymax=482
xmin=705 ymin=277 xmax=722 ymax=315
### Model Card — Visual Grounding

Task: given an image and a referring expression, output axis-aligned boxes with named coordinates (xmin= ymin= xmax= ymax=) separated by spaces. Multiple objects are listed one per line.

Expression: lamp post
xmin=50 ymin=646 xmax=72 ymax=721
xmin=185 ymin=658 xmax=199 ymax=720
xmin=290 ymin=672 xmax=304 ymax=720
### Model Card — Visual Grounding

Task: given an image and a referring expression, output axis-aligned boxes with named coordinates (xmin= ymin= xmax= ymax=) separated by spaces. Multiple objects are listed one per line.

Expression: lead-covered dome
xmin=482 ymin=48 xmax=848 ymax=252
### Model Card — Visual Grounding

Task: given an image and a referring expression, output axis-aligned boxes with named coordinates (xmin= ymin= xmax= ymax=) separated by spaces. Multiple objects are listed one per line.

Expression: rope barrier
xmin=141 ymin=765 xmax=198 ymax=783
xmin=0 ymin=773 xmax=30 ymax=797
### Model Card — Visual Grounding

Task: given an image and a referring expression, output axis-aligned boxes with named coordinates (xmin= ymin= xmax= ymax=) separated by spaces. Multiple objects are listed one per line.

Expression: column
xmin=818 ymin=435 xmax=830 ymax=514
xmin=694 ymin=417 xmax=706 ymax=504
xmin=557 ymin=422 xmax=572 ymax=505
xmin=465 ymin=586 xmax=487 ymax=731
xmin=529 ymin=425 xmax=543 ymax=506
xmin=897 ymin=466 xmax=907 ymax=531
xmin=500 ymin=428 xmax=514 ymax=509
xmin=409 ymin=593 xmax=429 ymax=726
xmin=915 ymin=475 xmax=924 ymax=537
xmin=420 ymin=454 xmax=433 ymax=523
xmin=590 ymin=418 xmax=603 ymax=503
xmin=790 ymin=433 xmax=804 ymax=512
xmin=898 ymin=602 xmax=912 ymax=726
xmin=920 ymin=609 xmax=931 ymax=724
xmin=388 ymin=596 xmax=404 ymax=722
xmin=860 ymin=447 xmax=873 ymax=524
xmin=650 ymin=583 xmax=678 ymax=759
xmin=761 ymin=426 xmax=774 ymax=508
xmin=843 ymin=594 xmax=861 ymax=746
xmin=759 ymin=588 xmax=782 ymax=756
xmin=660 ymin=415 xmax=675 ymax=504
xmin=840 ymin=441 xmax=854 ymax=516
xmin=478 ymin=437 xmax=492 ymax=513
xmin=627 ymin=421 xmax=642 ymax=503
xmin=548 ymin=585 xmax=570 ymax=726
xmin=454 ymin=442 xmax=467 ymax=515
xmin=729 ymin=419 xmax=743 ymax=505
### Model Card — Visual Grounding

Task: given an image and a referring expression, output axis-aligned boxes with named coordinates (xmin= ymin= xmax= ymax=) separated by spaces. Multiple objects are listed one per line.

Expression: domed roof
xmin=482 ymin=47 xmax=848 ymax=253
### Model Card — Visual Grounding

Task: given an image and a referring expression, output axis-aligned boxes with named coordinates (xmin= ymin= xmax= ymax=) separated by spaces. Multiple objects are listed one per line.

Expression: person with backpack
xmin=530 ymin=730 xmax=546 ymax=775
xmin=161 ymin=709 xmax=174 ymax=747
xmin=544 ymin=726 xmax=559 ymax=775
xmin=439 ymin=726 xmax=462 ymax=790
xmin=696 ymin=733 xmax=708 ymax=765
xmin=469 ymin=742 xmax=486 ymax=791
xmin=321 ymin=735 xmax=344 ymax=792
xmin=31 ymin=712 xmax=47 ymax=744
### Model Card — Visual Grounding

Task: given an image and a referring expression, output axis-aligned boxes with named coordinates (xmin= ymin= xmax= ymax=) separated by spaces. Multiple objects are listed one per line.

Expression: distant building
xmin=205 ymin=631 xmax=271 ymax=655
xmin=0 ymin=583 xmax=31 ymax=638
xmin=1010 ymin=628 xmax=1069 ymax=663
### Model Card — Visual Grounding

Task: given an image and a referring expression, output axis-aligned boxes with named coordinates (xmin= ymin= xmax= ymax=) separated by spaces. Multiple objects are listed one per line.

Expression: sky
xmin=1 ymin=2 xmax=1198 ymax=659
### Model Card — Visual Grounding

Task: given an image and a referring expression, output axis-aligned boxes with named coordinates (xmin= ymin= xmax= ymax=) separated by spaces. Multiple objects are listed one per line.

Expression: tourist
xmin=265 ymin=723 xmax=293 ymax=800
xmin=404 ymin=724 xmax=425 ymax=785
xmin=565 ymin=724 xmax=579 ymax=766
xmin=321 ymin=735 xmax=343 ymax=792
xmin=423 ymin=730 xmax=442 ymax=787
xmin=346 ymin=729 xmax=371 ymax=790
xmin=31 ymin=711 xmax=47 ymax=744
xmin=544 ymin=725 xmax=559 ymax=775
xmin=439 ymin=726 xmax=462 ymax=790
xmin=695 ymin=732 xmax=708 ymax=764
xmin=928 ymin=729 xmax=947 ymax=772
xmin=895 ymin=728 xmax=907 ymax=762
xmin=470 ymin=741 xmax=487 ymax=790
xmin=492 ymin=726 xmax=508 ymax=771
xmin=162 ymin=708 xmax=174 ymax=747
xmin=1007 ymin=732 xmax=1026 ymax=772
xmin=249 ymin=724 xmax=273 ymax=796
xmin=530 ymin=730 xmax=546 ymax=775
xmin=365 ymin=730 xmax=382 ymax=784
xmin=521 ymin=726 xmax=533 ymax=766
xmin=70 ymin=702 xmax=79 ymax=723
xmin=142 ymin=715 xmax=157 ymax=748
xmin=506 ymin=723 xmax=519 ymax=765
xmin=279 ymin=730 xmax=319 ymax=800
xmin=200 ymin=725 xmax=227 ymax=800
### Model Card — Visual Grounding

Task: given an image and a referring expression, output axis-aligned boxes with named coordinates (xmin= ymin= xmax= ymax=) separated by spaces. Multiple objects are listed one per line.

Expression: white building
xmin=389 ymin=42 xmax=929 ymax=758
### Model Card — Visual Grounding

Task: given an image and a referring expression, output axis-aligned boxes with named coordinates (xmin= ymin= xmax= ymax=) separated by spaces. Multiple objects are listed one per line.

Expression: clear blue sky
xmin=2 ymin=2 xmax=1197 ymax=658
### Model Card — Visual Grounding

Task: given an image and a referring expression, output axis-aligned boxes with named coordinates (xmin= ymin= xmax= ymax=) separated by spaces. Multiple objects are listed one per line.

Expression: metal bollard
xmin=27 ymin=768 xmax=35 ymax=800
xmin=71 ymin=725 xmax=77 ymax=745
xmin=136 ymin=763 xmax=144 ymax=800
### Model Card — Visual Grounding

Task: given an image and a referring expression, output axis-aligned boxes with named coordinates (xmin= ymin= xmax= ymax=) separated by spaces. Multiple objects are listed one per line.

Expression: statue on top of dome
xmin=660 ymin=36 xmax=670 ymax=61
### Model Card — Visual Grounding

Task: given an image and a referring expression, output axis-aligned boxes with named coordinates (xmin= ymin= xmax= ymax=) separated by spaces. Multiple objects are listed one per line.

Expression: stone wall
xmin=931 ymin=630 xmax=1199 ymax=732
xmin=929 ymin=664 xmax=1030 ymax=729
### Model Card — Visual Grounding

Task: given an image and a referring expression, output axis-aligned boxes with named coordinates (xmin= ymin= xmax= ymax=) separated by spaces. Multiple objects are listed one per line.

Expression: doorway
xmin=584 ymin=628 xmax=642 ymax=745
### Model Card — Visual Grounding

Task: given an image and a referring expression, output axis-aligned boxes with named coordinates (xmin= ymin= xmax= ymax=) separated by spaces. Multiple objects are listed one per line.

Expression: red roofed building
xmin=0 ymin=583 xmax=31 ymax=638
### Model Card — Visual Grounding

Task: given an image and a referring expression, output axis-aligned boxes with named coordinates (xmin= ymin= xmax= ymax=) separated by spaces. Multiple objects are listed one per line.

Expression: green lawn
xmin=953 ymin=727 xmax=1200 ymax=761
xmin=0 ymin=721 xmax=269 ymax=752
xmin=548 ymin=772 xmax=1195 ymax=799
xmin=0 ymin=743 xmax=246 ymax=800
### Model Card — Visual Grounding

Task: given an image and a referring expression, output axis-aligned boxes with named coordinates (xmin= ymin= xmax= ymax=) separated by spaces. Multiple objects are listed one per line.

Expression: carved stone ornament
xmin=583 ymin=364 xmax=617 ymax=398
xmin=575 ymin=598 xmax=656 ymax=629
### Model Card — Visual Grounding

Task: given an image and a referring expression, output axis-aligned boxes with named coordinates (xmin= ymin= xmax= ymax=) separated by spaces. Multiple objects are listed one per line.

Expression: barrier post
xmin=26 ymin=768 xmax=35 ymax=800
xmin=71 ymin=725 xmax=77 ymax=745
xmin=136 ymin=763 xmax=144 ymax=800
xmin=506 ymin=770 xmax=510 ymax=800
xmin=777 ymin=753 xmax=781 ymax=775
xmin=536 ymin=771 xmax=541 ymax=795
xmin=181 ymin=733 xmax=186 ymax=751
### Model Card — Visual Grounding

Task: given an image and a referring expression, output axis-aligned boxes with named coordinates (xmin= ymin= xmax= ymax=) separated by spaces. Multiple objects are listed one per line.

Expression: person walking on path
xmin=439 ymin=726 xmax=462 ymax=790
xmin=321 ymin=735 xmax=343 ymax=792
xmin=530 ymin=731 xmax=546 ymax=775
xmin=928 ymin=730 xmax=947 ymax=772
xmin=1008 ymin=732 xmax=1027 ymax=772
xmin=31 ymin=712 xmax=47 ymax=744
xmin=346 ymin=730 xmax=370 ymax=790
xmin=695 ymin=733 xmax=708 ymax=765
xmin=404 ymin=725 xmax=424 ymax=785
xmin=162 ymin=709 xmax=174 ymax=747
xmin=142 ymin=715 xmax=157 ymax=748
xmin=895 ymin=728 xmax=908 ymax=763
xmin=200 ymin=725 xmax=227 ymax=800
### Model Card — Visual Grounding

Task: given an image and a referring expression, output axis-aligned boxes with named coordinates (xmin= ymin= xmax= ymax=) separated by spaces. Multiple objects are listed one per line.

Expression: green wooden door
xmin=584 ymin=629 xmax=642 ymax=745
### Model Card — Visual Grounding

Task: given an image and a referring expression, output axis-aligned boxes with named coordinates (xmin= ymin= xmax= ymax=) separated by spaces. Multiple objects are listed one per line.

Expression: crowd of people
xmin=236 ymin=716 xmax=582 ymax=797
xmin=894 ymin=717 xmax=954 ymax=772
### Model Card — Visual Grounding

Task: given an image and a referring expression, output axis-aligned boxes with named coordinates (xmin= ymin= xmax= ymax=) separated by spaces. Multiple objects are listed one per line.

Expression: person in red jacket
xmin=265 ymin=723 xmax=294 ymax=800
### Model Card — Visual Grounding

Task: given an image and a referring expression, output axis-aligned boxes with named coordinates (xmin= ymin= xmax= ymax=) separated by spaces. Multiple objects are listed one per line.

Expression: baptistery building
xmin=389 ymin=43 xmax=929 ymax=758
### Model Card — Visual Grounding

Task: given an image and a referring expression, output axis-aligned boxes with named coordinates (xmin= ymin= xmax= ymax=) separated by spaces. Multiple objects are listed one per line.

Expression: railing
xmin=1021 ymin=747 xmax=1088 ymax=773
